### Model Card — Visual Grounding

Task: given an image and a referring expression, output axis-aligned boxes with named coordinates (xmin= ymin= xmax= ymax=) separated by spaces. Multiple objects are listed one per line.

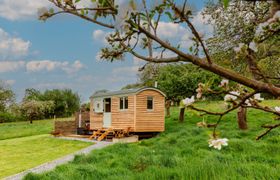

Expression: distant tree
xmin=122 ymin=83 xmax=143 ymax=90
xmin=156 ymin=64 xmax=221 ymax=102
xmin=138 ymin=63 xmax=162 ymax=87
xmin=21 ymin=88 xmax=80 ymax=118
xmin=23 ymin=88 xmax=42 ymax=101
xmin=42 ymin=89 xmax=80 ymax=117
xmin=81 ymin=102 xmax=90 ymax=112
xmin=21 ymin=100 xmax=54 ymax=123
xmin=0 ymin=81 xmax=15 ymax=112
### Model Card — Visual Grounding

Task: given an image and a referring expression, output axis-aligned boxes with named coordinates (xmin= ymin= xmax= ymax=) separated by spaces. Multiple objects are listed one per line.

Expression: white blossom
xmin=114 ymin=1 xmax=142 ymax=32
xmin=274 ymin=11 xmax=280 ymax=19
xmin=182 ymin=96 xmax=195 ymax=107
xmin=255 ymin=10 xmax=280 ymax=37
xmin=208 ymin=138 xmax=228 ymax=150
xmin=253 ymin=93 xmax=264 ymax=101
xmin=224 ymin=91 xmax=240 ymax=102
xmin=219 ymin=79 xmax=229 ymax=87
xmin=245 ymin=99 xmax=251 ymax=106
xmin=233 ymin=43 xmax=245 ymax=53
xmin=275 ymin=106 xmax=280 ymax=113
xmin=249 ymin=41 xmax=258 ymax=52
xmin=255 ymin=22 xmax=269 ymax=36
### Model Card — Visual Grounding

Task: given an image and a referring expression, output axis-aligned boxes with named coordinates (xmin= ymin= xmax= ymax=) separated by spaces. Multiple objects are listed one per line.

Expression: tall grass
xmin=25 ymin=100 xmax=280 ymax=180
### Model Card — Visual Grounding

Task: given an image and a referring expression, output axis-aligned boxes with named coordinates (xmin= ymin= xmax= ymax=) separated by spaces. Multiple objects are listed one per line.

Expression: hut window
xmin=120 ymin=96 xmax=128 ymax=110
xmin=147 ymin=96 xmax=153 ymax=110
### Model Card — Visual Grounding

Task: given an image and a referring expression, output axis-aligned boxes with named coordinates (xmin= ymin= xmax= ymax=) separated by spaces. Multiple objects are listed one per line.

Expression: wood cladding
xmin=90 ymin=89 xmax=165 ymax=132
xmin=135 ymin=90 xmax=165 ymax=132
xmin=90 ymin=100 xmax=103 ymax=129
xmin=111 ymin=96 xmax=135 ymax=131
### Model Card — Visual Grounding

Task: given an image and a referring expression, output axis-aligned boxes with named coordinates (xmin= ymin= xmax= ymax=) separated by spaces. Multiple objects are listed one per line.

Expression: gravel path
xmin=5 ymin=137 xmax=114 ymax=180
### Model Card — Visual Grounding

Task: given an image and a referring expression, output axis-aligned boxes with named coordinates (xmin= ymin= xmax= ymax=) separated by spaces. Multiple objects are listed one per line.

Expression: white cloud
xmin=93 ymin=30 xmax=106 ymax=40
xmin=112 ymin=66 xmax=139 ymax=75
xmin=34 ymin=82 xmax=70 ymax=90
xmin=0 ymin=28 xmax=30 ymax=59
xmin=0 ymin=0 xmax=51 ymax=20
xmin=191 ymin=11 xmax=213 ymax=38
xmin=62 ymin=60 xmax=84 ymax=74
xmin=26 ymin=60 xmax=59 ymax=72
xmin=0 ymin=61 xmax=25 ymax=73
xmin=92 ymin=29 xmax=111 ymax=45
xmin=157 ymin=21 xmax=186 ymax=39
xmin=156 ymin=10 xmax=213 ymax=49
xmin=26 ymin=60 xmax=84 ymax=74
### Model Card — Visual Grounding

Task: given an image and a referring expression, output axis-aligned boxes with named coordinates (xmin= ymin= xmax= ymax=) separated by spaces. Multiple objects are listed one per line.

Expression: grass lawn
xmin=25 ymin=100 xmax=280 ymax=180
xmin=0 ymin=118 xmax=72 ymax=140
xmin=0 ymin=134 xmax=92 ymax=178
xmin=0 ymin=120 xmax=53 ymax=140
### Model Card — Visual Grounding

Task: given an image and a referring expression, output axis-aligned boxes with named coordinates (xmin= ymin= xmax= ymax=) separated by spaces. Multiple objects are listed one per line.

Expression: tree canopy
xmin=0 ymin=81 xmax=15 ymax=112
xmin=23 ymin=88 xmax=80 ymax=117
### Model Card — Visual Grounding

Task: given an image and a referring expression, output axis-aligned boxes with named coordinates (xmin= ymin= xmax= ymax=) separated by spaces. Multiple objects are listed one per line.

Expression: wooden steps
xmin=89 ymin=128 xmax=114 ymax=141
xmin=89 ymin=127 xmax=132 ymax=141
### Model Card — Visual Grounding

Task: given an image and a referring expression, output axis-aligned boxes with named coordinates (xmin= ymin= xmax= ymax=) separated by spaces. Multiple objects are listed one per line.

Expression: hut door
xmin=103 ymin=98 xmax=111 ymax=128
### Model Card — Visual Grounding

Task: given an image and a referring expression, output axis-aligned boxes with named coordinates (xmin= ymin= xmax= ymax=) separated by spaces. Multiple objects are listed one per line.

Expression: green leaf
xmin=222 ymin=0 xmax=230 ymax=9
xmin=189 ymin=46 xmax=193 ymax=52
xmin=49 ymin=8 xmax=54 ymax=14
xmin=165 ymin=12 xmax=173 ymax=21
xmin=81 ymin=9 xmax=85 ymax=15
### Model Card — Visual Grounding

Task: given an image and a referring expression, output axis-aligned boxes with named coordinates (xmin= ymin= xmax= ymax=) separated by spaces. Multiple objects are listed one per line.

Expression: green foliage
xmin=204 ymin=0 xmax=280 ymax=81
xmin=0 ymin=81 xmax=15 ymax=112
xmin=121 ymin=83 xmax=143 ymax=90
xmin=23 ymin=89 xmax=80 ymax=118
xmin=43 ymin=89 xmax=80 ymax=117
xmin=136 ymin=63 xmax=222 ymax=102
xmin=81 ymin=102 xmax=90 ymax=111
xmin=155 ymin=64 xmax=222 ymax=101
xmin=0 ymin=112 xmax=25 ymax=123
xmin=24 ymin=100 xmax=280 ymax=180
xmin=21 ymin=100 xmax=55 ymax=120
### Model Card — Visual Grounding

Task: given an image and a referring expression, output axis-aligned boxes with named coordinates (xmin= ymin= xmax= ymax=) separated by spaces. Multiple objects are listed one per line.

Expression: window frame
xmin=119 ymin=96 xmax=129 ymax=111
xmin=147 ymin=96 xmax=154 ymax=111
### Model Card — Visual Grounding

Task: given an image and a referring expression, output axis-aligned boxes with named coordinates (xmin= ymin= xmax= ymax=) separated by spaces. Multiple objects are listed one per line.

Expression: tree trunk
xmin=165 ymin=100 xmax=171 ymax=117
xmin=237 ymin=107 xmax=247 ymax=130
xmin=179 ymin=107 xmax=185 ymax=122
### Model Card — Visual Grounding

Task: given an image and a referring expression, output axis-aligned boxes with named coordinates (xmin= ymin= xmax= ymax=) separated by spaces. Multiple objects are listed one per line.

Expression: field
xmin=0 ymin=119 xmax=92 ymax=178
xmin=0 ymin=119 xmax=54 ymax=140
xmin=24 ymin=100 xmax=280 ymax=180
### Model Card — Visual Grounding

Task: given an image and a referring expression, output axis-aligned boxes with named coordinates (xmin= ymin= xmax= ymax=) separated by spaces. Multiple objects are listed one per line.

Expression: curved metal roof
xmin=90 ymin=87 xmax=166 ymax=98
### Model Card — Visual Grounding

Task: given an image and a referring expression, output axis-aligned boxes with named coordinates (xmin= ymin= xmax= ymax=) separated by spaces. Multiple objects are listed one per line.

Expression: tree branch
xmin=256 ymin=123 xmax=280 ymax=140
xmin=137 ymin=25 xmax=280 ymax=96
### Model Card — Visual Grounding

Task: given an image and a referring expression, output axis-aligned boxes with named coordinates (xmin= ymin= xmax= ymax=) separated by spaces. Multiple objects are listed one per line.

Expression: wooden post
xmin=237 ymin=107 xmax=248 ymax=130
xmin=179 ymin=107 xmax=185 ymax=123
xmin=165 ymin=100 xmax=171 ymax=117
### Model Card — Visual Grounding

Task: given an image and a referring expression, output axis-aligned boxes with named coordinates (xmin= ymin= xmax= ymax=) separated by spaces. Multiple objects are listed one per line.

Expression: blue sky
xmin=0 ymin=0 xmax=209 ymax=102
